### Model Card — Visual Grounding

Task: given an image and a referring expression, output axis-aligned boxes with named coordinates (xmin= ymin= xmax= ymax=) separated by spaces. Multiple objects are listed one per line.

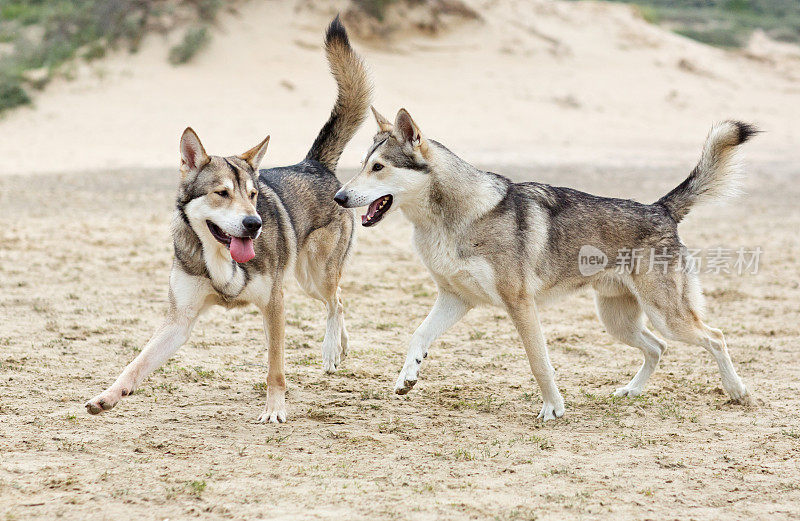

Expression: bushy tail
xmin=656 ymin=120 xmax=758 ymax=223
xmin=305 ymin=15 xmax=372 ymax=172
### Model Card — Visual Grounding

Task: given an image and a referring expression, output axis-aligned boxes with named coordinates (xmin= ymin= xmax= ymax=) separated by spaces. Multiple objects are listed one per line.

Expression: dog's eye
xmin=250 ymin=191 xmax=257 ymax=199
xmin=372 ymin=163 xmax=384 ymax=172
xmin=215 ymin=190 xmax=230 ymax=198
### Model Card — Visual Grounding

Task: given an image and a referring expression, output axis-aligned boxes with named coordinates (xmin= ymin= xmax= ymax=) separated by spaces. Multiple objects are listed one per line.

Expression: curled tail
xmin=657 ymin=120 xmax=758 ymax=223
xmin=305 ymin=15 xmax=372 ymax=172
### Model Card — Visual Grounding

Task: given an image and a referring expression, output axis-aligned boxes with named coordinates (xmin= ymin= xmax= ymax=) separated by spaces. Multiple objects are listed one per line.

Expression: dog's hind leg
xmin=634 ymin=271 xmax=750 ymax=404
xmin=395 ymin=290 xmax=471 ymax=395
xmin=295 ymin=221 xmax=351 ymax=373
xmin=594 ymin=284 xmax=665 ymax=398
xmin=335 ymin=286 xmax=350 ymax=362
xmin=319 ymin=283 xmax=347 ymax=374
xmin=85 ymin=269 xmax=211 ymax=414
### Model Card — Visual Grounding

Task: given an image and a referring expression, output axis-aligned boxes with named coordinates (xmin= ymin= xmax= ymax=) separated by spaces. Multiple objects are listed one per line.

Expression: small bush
xmin=168 ymin=26 xmax=210 ymax=65
xmin=636 ymin=5 xmax=661 ymax=24
xmin=82 ymin=42 xmax=107 ymax=61
xmin=196 ymin=0 xmax=222 ymax=22
xmin=675 ymin=27 xmax=745 ymax=48
xmin=0 ymin=77 xmax=31 ymax=112
xmin=0 ymin=0 xmax=225 ymax=115
xmin=725 ymin=0 xmax=753 ymax=14
xmin=587 ymin=0 xmax=800 ymax=47
xmin=0 ymin=2 xmax=45 ymax=25
xmin=351 ymin=0 xmax=399 ymax=22
xmin=187 ymin=479 xmax=206 ymax=497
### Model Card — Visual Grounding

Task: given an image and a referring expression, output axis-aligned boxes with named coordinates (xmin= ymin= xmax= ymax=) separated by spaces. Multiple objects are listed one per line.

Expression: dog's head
xmin=177 ymin=128 xmax=269 ymax=263
xmin=334 ymin=107 xmax=430 ymax=226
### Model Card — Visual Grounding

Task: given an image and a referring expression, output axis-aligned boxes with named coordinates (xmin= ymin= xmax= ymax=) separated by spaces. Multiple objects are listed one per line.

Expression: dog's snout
xmin=333 ymin=192 xmax=349 ymax=207
xmin=242 ymin=216 xmax=262 ymax=235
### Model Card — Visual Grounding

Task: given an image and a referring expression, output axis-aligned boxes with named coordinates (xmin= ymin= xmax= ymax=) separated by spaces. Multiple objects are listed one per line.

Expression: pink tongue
xmin=229 ymin=237 xmax=255 ymax=263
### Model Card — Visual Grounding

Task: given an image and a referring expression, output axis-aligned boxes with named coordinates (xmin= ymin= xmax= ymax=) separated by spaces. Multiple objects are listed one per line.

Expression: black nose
xmin=242 ymin=216 xmax=262 ymax=235
xmin=333 ymin=193 xmax=348 ymax=207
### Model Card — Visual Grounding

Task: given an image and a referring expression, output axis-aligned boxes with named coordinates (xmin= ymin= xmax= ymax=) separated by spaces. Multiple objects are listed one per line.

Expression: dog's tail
xmin=305 ymin=15 xmax=372 ymax=172
xmin=656 ymin=121 xmax=758 ymax=223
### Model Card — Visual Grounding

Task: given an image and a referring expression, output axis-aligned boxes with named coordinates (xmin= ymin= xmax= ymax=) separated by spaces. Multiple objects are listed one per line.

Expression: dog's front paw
xmin=322 ymin=356 xmax=339 ymax=374
xmin=257 ymin=407 xmax=286 ymax=423
xmin=85 ymin=384 xmax=132 ymax=415
xmin=614 ymin=385 xmax=643 ymax=398
xmin=394 ymin=362 xmax=420 ymax=395
xmin=322 ymin=344 xmax=341 ymax=374
xmin=537 ymin=400 xmax=565 ymax=421
xmin=726 ymin=381 xmax=752 ymax=405
xmin=257 ymin=387 xmax=287 ymax=423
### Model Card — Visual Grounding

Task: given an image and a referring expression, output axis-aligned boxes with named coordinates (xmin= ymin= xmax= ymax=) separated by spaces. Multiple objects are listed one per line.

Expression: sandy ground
xmin=0 ymin=0 xmax=799 ymax=176
xmin=1 ymin=158 xmax=799 ymax=520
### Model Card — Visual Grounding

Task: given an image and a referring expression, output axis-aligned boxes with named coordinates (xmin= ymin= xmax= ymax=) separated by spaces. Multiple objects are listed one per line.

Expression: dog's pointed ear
xmin=238 ymin=135 xmax=270 ymax=171
xmin=371 ymin=106 xmax=393 ymax=132
xmin=180 ymin=127 xmax=210 ymax=177
xmin=393 ymin=108 xmax=423 ymax=149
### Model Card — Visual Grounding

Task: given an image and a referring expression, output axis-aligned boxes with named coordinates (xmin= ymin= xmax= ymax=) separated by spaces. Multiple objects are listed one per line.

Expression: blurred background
xmin=0 ymin=0 xmax=797 ymax=175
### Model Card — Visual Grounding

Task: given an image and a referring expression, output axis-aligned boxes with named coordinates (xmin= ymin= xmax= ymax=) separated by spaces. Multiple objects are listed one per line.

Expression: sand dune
xmin=1 ymin=0 xmax=798 ymax=176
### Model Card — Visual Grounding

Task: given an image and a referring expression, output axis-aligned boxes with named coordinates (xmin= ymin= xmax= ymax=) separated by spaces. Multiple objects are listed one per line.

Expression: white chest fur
xmin=202 ymin=245 xmax=248 ymax=295
xmin=413 ymin=227 xmax=501 ymax=307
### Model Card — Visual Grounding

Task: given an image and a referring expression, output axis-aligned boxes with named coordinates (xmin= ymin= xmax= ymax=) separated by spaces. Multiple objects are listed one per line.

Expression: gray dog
xmin=86 ymin=17 xmax=371 ymax=422
xmin=335 ymin=107 xmax=755 ymax=420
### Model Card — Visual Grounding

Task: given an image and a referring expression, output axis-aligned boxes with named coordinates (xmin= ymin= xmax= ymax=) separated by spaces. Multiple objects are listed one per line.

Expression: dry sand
xmin=1 ymin=159 xmax=799 ymax=520
xmin=0 ymin=0 xmax=798 ymax=176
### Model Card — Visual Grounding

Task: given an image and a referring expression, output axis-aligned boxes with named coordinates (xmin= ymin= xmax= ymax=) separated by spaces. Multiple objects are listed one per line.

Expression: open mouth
xmin=207 ymin=221 xmax=231 ymax=246
xmin=362 ymin=195 xmax=392 ymax=227
xmin=206 ymin=221 xmax=256 ymax=263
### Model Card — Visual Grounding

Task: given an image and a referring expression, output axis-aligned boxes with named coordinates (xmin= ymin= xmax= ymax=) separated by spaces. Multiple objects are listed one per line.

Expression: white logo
xmin=578 ymin=245 xmax=607 ymax=276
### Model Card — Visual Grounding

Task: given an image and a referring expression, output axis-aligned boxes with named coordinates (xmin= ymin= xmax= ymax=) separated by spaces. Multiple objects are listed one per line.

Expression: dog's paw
xmin=613 ymin=385 xmax=643 ymax=398
xmin=322 ymin=358 xmax=338 ymax=374
xmin=257 ymin=407 xmax=287 ymax=423
xmin=726 ymin=382 xmax=752 ymax=405
xmin=394 ymin=378 xmax=417 ymax=395
xmin=85 ymin=385 xmax=130 ymax=415
xmin=537 ymin=400 xmax=565 ymax=421
xmin=322 ymin=345 xmax=341 ymax=374
xmin=394 ymin=361 xmax=420 ymax=395
xmin=258 ymin=388 xmax=287 ymax=423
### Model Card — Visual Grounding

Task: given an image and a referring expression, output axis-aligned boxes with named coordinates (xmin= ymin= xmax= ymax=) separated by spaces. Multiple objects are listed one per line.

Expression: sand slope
xmin=0 ymin=0 xmax=798 ymax=176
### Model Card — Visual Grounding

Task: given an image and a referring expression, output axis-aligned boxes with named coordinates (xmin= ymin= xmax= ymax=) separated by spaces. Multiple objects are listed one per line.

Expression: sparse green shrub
xmin=580 ymin=0 xmax=800 ymax=47
xmin=725 ymin=0 xmax=753 ymax=14
xmin=196 ymin=0 xmax=222 ymax=22
xmin=168 ymin=26 xmax=209 ymax=65
xmin=0 ymin=0 xmax=224 ymax=114
xmin=351 ymin=0 xmax=399 ymax=22
xmin=82 ymin=41 xmax=107 ymax=61
xmin=636 ymin=5 xmax=661 ymax=24
xmin=675 ymin=27 xmax=745 ymax=47
xmin=187 ymin=480 xmax=206 ymax=497
xmin=0 ymin=76 xmax=30 ymax=112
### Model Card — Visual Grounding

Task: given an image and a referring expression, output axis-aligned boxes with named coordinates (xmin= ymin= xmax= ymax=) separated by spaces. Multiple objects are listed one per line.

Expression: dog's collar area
xmin=362 ymin=195 xmax=393 ymax=227
xmin=207 ymin=221 xmax=232 ymax=247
